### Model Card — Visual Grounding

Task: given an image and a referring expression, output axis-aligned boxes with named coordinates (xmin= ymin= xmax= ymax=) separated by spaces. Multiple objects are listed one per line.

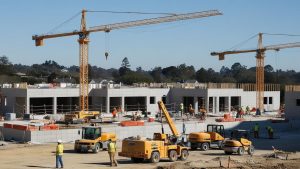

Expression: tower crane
xmin=211 ymin=33 xmax=300 ymax=112
xmin=33 ymin=9 xmax=222 ymax=113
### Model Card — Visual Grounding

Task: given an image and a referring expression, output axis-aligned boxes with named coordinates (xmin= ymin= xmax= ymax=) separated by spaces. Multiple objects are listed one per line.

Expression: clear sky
xmin=1 ymin=0 xmax=300 ymax=71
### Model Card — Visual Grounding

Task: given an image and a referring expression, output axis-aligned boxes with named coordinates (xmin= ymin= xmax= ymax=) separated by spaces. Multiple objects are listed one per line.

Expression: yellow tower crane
xmin=211 ymin=33 xmax=300 ymax=112
xmin=32 ymin=9 xmax=222 ymax=113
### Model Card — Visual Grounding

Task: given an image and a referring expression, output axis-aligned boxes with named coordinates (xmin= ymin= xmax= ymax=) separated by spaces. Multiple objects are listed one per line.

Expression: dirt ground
xmin=1 ymin=131 xmax=300 ymax=169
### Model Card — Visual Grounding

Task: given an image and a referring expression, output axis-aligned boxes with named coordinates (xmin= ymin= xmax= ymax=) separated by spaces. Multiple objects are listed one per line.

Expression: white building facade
xmin=0 ymin=83 xmax=280 ymax=116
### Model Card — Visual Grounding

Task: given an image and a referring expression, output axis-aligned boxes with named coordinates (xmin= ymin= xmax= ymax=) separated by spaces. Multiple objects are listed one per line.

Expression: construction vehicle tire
xmin=131 ymin=158 xmax=144 ymax=163
xmin=218 ymin=141 xmax=224 ymax=149
xmin=150 ymin=152 xmax=160 ymax=163
xmin=201 ymin=143 xmax=209 ymax=151
xmin=168 ymin=150 xmax=178 ymax=162
xmin=92 ymin=143 xmax=101 ymax=153
xmin=238 ymin=147 xmax=245 ymax=155
xmin=179 ymin=149 xmax=188 ymax=161
xmin=248 ymin=145 xmax=254 ymax=155
xmin=225 ymin=151 xmax=233 ymax=155
xmin=75 ymin=148 xmax=81 ymax=153
xmin=191 ymin=144 xmax=198 ymax=150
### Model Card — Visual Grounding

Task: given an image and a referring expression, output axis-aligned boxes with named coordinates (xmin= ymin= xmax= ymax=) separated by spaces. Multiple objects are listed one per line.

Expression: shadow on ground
xmin=25 ymin=165 xmax=52 ymax=168
xmin=83 ymin=159 xmax=172 ymax=166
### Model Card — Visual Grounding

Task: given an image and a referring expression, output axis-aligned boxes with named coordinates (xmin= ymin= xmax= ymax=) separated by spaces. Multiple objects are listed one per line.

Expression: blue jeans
xmin=56 ymin=155 xmax=63 ymax=168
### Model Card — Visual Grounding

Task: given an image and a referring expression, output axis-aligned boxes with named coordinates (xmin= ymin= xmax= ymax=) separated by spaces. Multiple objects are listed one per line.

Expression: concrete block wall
xmin=1 ymin=127 xmax=31 ymax=142
xmin=30 ymin=129 xmax=82 ymax=143
xmin=1 ymin=119 xmax=299 ymax=143
xmin=285 ymin=91 xmax=300 ymax=120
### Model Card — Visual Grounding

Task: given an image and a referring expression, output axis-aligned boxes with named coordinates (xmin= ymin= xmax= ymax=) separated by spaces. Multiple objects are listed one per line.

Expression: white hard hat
xmin=57 ymin=139 xmax=62 ymax=143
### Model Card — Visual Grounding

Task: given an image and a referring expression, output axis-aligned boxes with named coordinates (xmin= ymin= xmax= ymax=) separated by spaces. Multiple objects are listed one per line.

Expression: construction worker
xmin=56 ymin=139 xmax=64 ymax=169
xmin=246 ymin=106 xmax=250 ymax=115
xmin=112 ymin=107 xmax=117 ymax=118
xmin=266 ymin=126 xmax=274 ymax=139
xmin=253 ymin=123 xmax=260 ymax=138
xmin=108 ymin=139 xmax=118 ymax=167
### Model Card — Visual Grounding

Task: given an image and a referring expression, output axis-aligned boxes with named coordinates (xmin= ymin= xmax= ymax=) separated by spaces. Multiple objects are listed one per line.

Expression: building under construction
xmin=0 ymin=82 xmax=280 ymax=116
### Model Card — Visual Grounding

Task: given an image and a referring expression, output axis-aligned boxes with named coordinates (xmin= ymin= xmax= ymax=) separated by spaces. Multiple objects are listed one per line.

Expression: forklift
xmin=74 ymin=125 xmax=116 ymax=153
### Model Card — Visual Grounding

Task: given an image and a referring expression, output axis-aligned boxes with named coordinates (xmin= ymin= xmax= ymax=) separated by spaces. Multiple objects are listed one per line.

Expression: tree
xmin=121 ymin=57 xmax=130 ymax=69
xmin=47 ymin=72 xmax=57 ymax=83
xmin=0 ymin=55 xmax=11 ymax=65
xmin=119 ymin=57 xmax=131 ymax=76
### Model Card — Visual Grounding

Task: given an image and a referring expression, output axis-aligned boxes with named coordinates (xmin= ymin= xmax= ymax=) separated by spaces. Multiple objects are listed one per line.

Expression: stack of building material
xmin=215 ymin=113 xmax=244 ymax=122
xmin=120 ymin=120 xmax=144 ymax=127
xmin=3 ymin=122 xmax=59 ymax=131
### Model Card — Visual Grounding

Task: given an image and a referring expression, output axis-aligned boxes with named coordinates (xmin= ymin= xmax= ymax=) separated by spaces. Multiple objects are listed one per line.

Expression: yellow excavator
xmin=74 ymin=125 xmax=116 ymax=153
xmin=223 ymin=129 xmax=254 ymax=155
xmin=118 ymin=101 xmax=189 ymax=163
xmin=188 ymin=124 xmax=225 ymax=151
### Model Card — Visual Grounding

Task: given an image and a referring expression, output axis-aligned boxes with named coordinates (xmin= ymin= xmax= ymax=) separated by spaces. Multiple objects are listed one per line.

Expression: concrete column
xmin=53 ymin=97 xmax=57 ymax=114
xmin=121 ymin=97 xmax=125 ymax=112
xmin=26 ymin=97 xmax=30 ymax=114
xmin=106 ymin=97 xmax=110 ymax=114
xmin=194 ymin=97 xmax=198 ymax=112
xmin=216 ymin=96 xmax=219 ymax=114
xmin=228 ymin=96 xmax=231 ymax=112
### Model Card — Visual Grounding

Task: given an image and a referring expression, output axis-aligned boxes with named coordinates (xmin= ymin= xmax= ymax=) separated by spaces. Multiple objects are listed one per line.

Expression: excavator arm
xmin=157 ymin=101 xmax=179 ymax=137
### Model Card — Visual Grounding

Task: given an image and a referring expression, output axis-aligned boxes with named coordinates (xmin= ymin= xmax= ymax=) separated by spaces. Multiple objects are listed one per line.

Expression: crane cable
xmin=46 ymin=10 xmax=175 ymax=35
xmin=86 ymin=10 xmax=177 ymax=16
xmin=47 ymin=11 xmax=82 ymax=34
xmin=262 ymin=33 xmax=300 ymax=37
xmin=226 ymin=33 xmax=259 ymax=51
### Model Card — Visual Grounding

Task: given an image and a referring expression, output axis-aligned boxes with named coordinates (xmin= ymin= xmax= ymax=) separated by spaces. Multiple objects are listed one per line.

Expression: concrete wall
xmin=241 ymin=91 xmax=280 ymax=111
xmin=107 ymin=88 xmax=170 ymax=113
xmin=0 ymin=88 xmax=27 ymax=114
xmin=2 ymin=119 xmax=299 ymax=143
xmin=1 ymin=127 xmax=31 ymax=142
xmin=30 ymin=129 xmax=82 ymax=143
xmin=285 ymin=91 xmax=300 ymax=119
xmin=1 ymin=127 xmax=81 ymax=143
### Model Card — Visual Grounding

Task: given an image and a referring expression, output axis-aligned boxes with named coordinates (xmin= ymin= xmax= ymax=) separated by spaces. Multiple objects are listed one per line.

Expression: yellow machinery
xmin=74 ymin=126 xmax=116 ymax=153
xmin=211 ymin=33 xmax=300 ymax=112
xmin=65 ymin=111 xmax=100 ymax=124
xmin=118 ymin=101 xmax=189 ymax=163
xmin=188 ymin=124 xmax=225 ymax=151
xmin=223 ymin=129 xmax=254 ymax=155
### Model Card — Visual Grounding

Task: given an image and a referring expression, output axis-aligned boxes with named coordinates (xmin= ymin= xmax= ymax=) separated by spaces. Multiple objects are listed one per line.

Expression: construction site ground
xmin=0 ymin=129 xmax=299 ymax=169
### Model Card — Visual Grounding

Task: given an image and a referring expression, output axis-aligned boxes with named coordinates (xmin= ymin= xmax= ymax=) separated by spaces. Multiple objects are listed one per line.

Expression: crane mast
xmin=211 ymin=34 xmax=300 ymax=112
xmin=33 ymin=9 xmax=222 ymax=112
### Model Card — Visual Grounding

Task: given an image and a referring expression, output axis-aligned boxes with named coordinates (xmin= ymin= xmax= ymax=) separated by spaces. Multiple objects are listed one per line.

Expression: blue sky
xmin=1 ymin=0 xmax=300 ymax=71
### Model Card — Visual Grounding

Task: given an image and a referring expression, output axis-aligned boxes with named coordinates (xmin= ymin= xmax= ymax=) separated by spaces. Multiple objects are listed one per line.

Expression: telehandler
xmin=118 ymin=101 xmax=189 ymax=163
